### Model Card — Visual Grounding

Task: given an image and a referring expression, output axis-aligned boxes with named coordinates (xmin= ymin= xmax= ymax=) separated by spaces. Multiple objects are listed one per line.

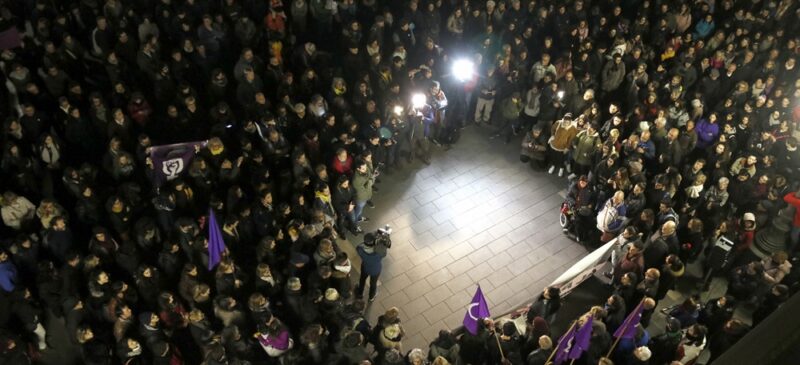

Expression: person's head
xmin=645 ymin=268 xmax=660 ymax=281
xmin=356 ymin=160 xmax=368 ymax=174
xmin=612 ymin=190 xmax=625 ymax=204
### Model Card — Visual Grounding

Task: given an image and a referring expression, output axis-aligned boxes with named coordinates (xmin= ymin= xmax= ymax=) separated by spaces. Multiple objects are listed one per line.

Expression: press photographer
xmin=356 ymin=226 xmax=392 ymax=302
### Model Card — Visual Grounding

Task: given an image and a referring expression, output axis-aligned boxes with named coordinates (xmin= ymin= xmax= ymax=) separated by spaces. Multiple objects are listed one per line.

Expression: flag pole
xmin=605 ymin=299 xmax=645 ymax=358
xmin=545 ymin=320 xmax=577 ymax=364
xmin=493 ymin=332 xmax=506 ymax=360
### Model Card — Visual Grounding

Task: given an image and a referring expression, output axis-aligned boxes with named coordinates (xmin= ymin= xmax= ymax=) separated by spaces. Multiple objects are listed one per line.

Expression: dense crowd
xmin=0 ymin=0 xmax=799 ymax=364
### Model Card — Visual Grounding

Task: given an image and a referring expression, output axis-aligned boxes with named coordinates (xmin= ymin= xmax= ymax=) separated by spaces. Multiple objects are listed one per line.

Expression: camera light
xmin=411 ymin=93 xmax=427 ymax=109
xmin=557 ymin=91 xmax=565 ymax=99
xmin=452 ymin=59 xmax=475 ymax=82
xmin=393 ymin=105 xmax=404 ymax=115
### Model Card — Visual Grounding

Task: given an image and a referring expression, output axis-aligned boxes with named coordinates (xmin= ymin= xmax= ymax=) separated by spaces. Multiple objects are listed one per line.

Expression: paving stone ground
xmin=353 ymin=125 xmax=588 ymax=351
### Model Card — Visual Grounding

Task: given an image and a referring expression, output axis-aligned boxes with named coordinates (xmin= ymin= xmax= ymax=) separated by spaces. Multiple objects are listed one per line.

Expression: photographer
xmin=356 ymin=231 xmax=389 ymax=302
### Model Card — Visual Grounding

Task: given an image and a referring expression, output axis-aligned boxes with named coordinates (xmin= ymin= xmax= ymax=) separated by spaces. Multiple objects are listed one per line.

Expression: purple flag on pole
xmin=207 ymin=209 xmax=226 ymax=271
xmin=568 ymin=316 xmax=593 ymax=360
xmin=149 ymin=141 xmax=207 ymax=188
xmin=613 ymin=302 xmax=644 ymax=339
xmin=463 ymin=286 xmax=491 ymax=335
xmin=553 ymin=323 xmax=577 ymax=365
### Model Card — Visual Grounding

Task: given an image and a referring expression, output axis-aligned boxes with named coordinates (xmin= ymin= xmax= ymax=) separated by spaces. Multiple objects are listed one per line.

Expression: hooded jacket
xmin=549 ymin=120 xmax=578 ymax=152
xmin=572 ymin=129 xmax=601 ymax=166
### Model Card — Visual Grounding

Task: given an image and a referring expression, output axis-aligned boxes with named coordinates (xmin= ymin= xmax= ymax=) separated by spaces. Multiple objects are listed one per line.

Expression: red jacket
xmin=331 ymin=155 xmax=353 ymax=177
xmin=784 ymin=192 xmax=800 ymax=227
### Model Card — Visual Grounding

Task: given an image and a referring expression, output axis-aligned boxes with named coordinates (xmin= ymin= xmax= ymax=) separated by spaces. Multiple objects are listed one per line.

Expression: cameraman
xmin=356 ymin=232 xmax=388 ymax=302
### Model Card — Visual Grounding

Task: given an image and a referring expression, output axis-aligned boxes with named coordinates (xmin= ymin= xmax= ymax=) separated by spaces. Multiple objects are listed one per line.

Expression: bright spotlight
xmin=452 ymin=59 xmax=475 ymax=82
xmin=411 ymin=93 xmax=426 ymax=109
xmin=393 ymin=105 xmax=404 ymax=115
xmin=557 ymin=91 xmax=565 ymax=99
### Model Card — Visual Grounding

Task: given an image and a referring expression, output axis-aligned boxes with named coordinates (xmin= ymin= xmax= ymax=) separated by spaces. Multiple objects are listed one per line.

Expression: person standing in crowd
xmin=547 ymin=113 xmax=579 ymax=177
xmin=597 ymin=191 xmax=627 ymax=244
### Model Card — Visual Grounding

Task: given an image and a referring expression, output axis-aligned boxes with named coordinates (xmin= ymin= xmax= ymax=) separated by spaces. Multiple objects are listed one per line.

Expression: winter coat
xmin=428 ymin=340 xmax=461 ymax=364
xmin=377 ymin=323 xmax=404 ymax=351
xmin=0 ymin=261 xmax=17 ymax=292
xmin=1 ymin=197 xmax=36 ymax=230
xmin=695 ymin=120 xmax=719 ymax=149
xmin=601 ymin=62 xmax=626 ymax=91
xmin=678 ymin=334 xmax=706 ymax=364
xmin=572 ymin=130 xmax=601 ymax=166
xmin=352 ymin=170 xmax=374 ymax=202
xmin=597 ymin=199 xmax=627 ymax=233
xmin=521 ymin=132 xmax=548 ymax=160
xmin=549 ymin=121 xmax=578 ymax=152
xmin=499 ymin=97 xmax=524 ymax=121
xmin=357 ymin=244 xmax=386 ymax=276
xmin=524 ymin=88 xmax=541 ymax=117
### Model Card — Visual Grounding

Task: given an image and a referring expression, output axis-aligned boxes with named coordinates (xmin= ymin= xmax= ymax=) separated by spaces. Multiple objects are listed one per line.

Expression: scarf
xmin=314 ymin=191 xmax=331 ymax=205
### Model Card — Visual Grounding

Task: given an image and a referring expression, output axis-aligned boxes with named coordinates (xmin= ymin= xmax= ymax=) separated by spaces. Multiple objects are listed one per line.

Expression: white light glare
xmin=452 ymin=59 xmax=475 ymax=82
xmin=411 ymin=93 xmax=427 ymax=109
xmin=557 ymin=91 xmax=565 ymax=99
xmin=393 ymin=105 xmax=404 ymax=115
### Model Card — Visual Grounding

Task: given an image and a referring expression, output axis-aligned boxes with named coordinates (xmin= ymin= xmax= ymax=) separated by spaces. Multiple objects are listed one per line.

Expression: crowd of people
xmin=0 ymin=0 xmax=799 ymax=364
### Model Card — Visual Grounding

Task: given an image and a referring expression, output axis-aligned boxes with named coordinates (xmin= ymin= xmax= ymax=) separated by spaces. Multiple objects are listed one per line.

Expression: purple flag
xmin=149 ymin=141 xmax=207 ymax=188
xmin=207 ymin=209 xmax=226 ymax=271
xmin=463 ymin=286 xmax=491 ymax=335
xmin=613 ymin=301 xmax=644 ymax=339
xmin=553 ymin=323 xmax=577 ymax=365
xmin=568 ymin=316 xmax=593 ymax=360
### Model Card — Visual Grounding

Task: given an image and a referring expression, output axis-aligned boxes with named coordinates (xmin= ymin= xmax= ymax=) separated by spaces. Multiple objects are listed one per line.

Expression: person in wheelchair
xmin=564 ymin=175 xmax=596 ymax=243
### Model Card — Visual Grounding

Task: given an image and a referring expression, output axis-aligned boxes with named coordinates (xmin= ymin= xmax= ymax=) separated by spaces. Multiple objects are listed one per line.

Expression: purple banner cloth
xmin=462 ymin=286 xmax=491 ymax=335
xmin=207 ymin=209 xmax=226 ymax=271
xmin=554 ymin=322 xmax=577 ymax=364
xmin=613 ymin=301 xmax=644 ymax=339
xmin=568 ymin=316 xmax=593 ymax=360
xmin=149 ymin=141 xmax=206 ymax=188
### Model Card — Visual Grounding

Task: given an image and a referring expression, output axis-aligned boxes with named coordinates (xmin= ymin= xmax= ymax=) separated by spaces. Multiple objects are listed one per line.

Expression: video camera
xmin=365 ymin=224 xmax=393 ymax=255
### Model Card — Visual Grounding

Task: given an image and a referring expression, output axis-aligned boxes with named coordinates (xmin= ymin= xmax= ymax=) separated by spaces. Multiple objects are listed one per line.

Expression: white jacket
xmin=1 ymin=197 xmax=36 ymax=230
xmin=679 ymin=334 xmax=706 ymax=364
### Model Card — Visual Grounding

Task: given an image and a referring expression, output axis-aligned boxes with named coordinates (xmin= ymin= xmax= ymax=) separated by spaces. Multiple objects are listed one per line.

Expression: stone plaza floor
xmin=352 ymin=125 xmax=587 ymax=352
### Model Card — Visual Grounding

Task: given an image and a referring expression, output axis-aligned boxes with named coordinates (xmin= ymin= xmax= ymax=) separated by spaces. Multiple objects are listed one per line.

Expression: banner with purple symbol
xmin=149 ymin=141 xmax=206 ymax=188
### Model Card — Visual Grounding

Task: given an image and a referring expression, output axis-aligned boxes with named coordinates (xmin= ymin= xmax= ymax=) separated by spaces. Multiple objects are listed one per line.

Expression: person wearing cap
xmin=548 ymin=113 xmax=579 ymax=177
xmin=356 ymin=232 xmax=387 ymax=301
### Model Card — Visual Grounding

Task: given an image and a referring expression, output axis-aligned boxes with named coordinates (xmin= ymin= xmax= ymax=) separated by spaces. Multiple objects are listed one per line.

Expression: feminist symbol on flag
xmin=162 ymin=158 xmax=185 ymax=178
